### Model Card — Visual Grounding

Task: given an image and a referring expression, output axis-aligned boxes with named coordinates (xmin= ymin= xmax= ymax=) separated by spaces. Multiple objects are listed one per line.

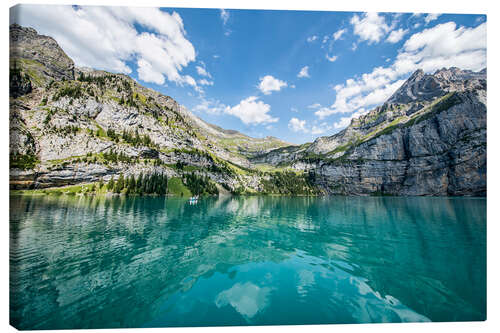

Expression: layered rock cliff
xmin=9 ymin=24 xmax=486 ymax=196
xmin=253 ymin=68 xmax=486 ymax=196
xmin=9 ymin=24 xmax=290 ymax=193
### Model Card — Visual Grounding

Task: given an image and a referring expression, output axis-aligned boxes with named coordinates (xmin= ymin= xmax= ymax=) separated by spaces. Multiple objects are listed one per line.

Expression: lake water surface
xmin=10 ymin=195 xmax=486 ymax=329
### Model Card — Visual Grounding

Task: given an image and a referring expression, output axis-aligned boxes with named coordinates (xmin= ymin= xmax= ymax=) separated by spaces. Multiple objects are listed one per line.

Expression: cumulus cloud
xmin=288 ymin=117 xmax=332 ymax=135
xmin=424 ymin=13 xmax=441 ymax=24
xmin=333 ymin=28 xmax=347 ymax=40
xmin=307 ymin=103 xmax=322 ymax=109
xmin=11 ymin=5 xmax=198 ymax=87
xmin=350 ymin=12 xmax=391 ymax=44
xmin=325 ymin=54 xmax=338 ymax=62
xmin=297 ymin=66 xmax=310 ymax=78
xmin=307 ymin=35 xmax=318 ymax=42
xmin=315 ymin=21 xmax=486 ymax=127
xmin=193 ymin=98 xmax=226 ymax=115
xmin=196 ymin=65 xmax=211 ymax=78
xmin=198 ymin=78 xmax=214 ymax=86
xmin=258 ymin=75 xmax=287 ymax=95
xmin=386 ymin=28 xmax=408 ymax=43
xmin=311 ymin=123 xmax=332 ymax=135
xmin=136 ymin=58 xmax=165 ymax=85
xmin=225 ymin=96 xmax=278 ymax=125
xmin=288 ymin=117 xmax=308 ymax=132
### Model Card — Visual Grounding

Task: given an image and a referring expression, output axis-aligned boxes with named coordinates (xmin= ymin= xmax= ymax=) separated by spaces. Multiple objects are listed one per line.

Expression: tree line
xmin=106 ymin=172 xmax=168 ymax=195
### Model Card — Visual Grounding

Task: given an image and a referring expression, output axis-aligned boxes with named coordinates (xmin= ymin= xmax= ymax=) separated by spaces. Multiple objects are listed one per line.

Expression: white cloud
xmin=225 ymin=96 xmax=278 ymax=125
xmin=307 ymin=35 xmax=318 ymax=42
xmin=258 ymin=75 xmax=287 ymax=95
xmin=193 ymin=98 xmax=226 ymax=115
xmin=413 ymin=23 xmax=421 ymax=29
xmin=424 ymin=13 xmax=441 ymax=24
xmin=325 ymin=54 xmax=338 ymax=62
xmin=137 ymin=58 xmax=164 ymax=85
xmin=351 ymin=42 xmax=358 ymax=51
xmin=322 ymin=35 xmax=329 ymax=44
xmin=297 ymin=66 xmax=310 ymax=78
xmin=350 ymin=12 xmax=391 ymax=44
xmin=183 ymin=75 xmax=197 ymax=87
xmin=386 ymin=28 xmax=408 ymax=43
xmin=401 ymin=22 xmax=486 ymax=72
xmin=198 ymin=78 xmax=213 ymax=86
xmin=288 ymin=117 xmax=333 ymax=135
xmin=311 ymin=122 xmax=332 ymax=135
xmin=307 ymin=103 xmax=322 ymax=109
xmin=11 ymin=5 xmax=197 ymax=87
xmin=196 ymin=65 xmax=211 ymax=78
xmin=220 ymin=9 xmax=229 ymax=25
xmin=333 ymin=28 xmax=346 ymax=40
xmin=333 ymin=108 xmax=370 ymax=129
xmin=291 ymin=107 xmax=299 ymax=113
xmin=220 ymin=9 xmax=232 ymax=36
xmin=288 ymin=117 xmax=308 ymax=133
xmin=315 ymin=22 xmax=486 ymax=128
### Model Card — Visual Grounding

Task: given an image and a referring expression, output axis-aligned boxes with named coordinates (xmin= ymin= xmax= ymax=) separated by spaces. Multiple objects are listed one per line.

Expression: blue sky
xmin=11 ymin=5 xmax=486 ymax=144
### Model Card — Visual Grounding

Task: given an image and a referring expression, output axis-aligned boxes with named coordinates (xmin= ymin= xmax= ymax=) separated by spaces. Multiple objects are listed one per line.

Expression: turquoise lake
xmin=10 ymin=195 xmax=486 ymax=329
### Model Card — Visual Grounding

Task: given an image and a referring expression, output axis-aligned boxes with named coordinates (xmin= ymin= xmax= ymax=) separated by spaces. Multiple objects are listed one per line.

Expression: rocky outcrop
xmin=10 ymin=23 xmax=74 ymax=83
xmin=387 ymin=67 xmax=486 ymax=104
xmin=304 ymin=76 xmax=486 ymax=196
xmin=252 ymin=67 xmax=486 ymax=196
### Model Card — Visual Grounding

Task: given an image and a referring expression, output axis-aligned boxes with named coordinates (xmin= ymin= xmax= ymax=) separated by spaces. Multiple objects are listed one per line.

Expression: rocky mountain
xmin=9 ymin=24 xmax=486 ymax=196
xmin=9 ymin=24 xmax=294 ymax=195
xmin=253 ymin=68 xmax=486 ymax=196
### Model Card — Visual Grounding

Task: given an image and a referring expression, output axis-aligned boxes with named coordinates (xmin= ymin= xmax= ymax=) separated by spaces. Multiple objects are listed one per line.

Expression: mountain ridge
xmin=9 ymin=24 xmax=486 ymax=196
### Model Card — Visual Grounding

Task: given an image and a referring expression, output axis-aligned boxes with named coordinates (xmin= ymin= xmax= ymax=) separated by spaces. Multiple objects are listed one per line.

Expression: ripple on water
xmin=10 ymin=195 xmax=486 ymax=329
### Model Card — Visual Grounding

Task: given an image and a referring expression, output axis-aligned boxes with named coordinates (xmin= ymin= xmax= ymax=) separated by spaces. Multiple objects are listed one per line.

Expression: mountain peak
xmin=10 ymin=23 xmax=75 ymax=83
xmin=387 ymin=67 xmax=486 ymax=104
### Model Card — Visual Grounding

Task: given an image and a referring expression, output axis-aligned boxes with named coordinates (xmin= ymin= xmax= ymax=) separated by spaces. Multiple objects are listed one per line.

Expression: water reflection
xmin=10 ymin=195 xmax=486 ymax=329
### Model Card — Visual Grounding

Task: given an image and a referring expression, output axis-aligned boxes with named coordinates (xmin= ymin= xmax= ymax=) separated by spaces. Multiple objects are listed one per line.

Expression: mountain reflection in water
xmin=10 ymin=195 xmax=486 ymax=329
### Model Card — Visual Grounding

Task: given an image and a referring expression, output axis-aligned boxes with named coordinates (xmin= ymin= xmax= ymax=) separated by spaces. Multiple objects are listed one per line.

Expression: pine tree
xmin=115 ymin=173 xmax=124 ymax=193
xmin=136 ymin=172 xmax=143 ymax=194
xmin=129 ymin=175 xmax=136 ymax=194
xmin=107 ymin=176 xmax=115 ymax=192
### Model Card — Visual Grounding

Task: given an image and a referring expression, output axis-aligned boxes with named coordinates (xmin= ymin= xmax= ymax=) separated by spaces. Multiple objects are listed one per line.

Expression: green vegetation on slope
xmin=261 ymin=171 xmax=320 ymax=195
xmin=167 ymin=177 xmax=192 ymax=197
xmin=184 ymin=173 xmax=219 ymax=196
xmin=10 ymin=153 xmax=39 ymax=170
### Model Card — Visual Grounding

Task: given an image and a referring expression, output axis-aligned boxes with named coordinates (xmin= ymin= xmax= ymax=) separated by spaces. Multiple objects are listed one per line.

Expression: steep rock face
xmin=309 ymin=88 xmax=486 ymax=196
xmin=10 ymin=24 xmax=74 ymax=83
xmin=253 ymin=67 xmax=486 ymax=196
